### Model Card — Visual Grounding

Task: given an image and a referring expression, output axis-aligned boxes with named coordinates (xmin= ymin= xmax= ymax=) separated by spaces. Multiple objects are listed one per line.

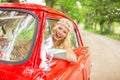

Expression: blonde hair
xmin=51 ymin=18 xmax=73 ymax=49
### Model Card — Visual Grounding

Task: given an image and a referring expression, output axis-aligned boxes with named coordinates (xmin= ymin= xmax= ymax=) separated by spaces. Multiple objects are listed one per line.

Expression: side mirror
xmin=47 ymin=48 xmax=67 ymax=60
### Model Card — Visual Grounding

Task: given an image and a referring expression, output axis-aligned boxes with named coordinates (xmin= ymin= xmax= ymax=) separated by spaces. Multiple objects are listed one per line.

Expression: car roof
xmin=0 ymin=3 xmax=68 ymax=17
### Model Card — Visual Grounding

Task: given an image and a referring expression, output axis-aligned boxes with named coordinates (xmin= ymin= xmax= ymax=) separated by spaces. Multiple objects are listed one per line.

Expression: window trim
xmin=0 ymin=8 xmax=39 ymax=64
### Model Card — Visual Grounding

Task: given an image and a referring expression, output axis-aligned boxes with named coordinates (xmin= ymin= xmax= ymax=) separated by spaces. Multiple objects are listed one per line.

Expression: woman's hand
xmin=65 ymin=48 xmax=77 ymax=63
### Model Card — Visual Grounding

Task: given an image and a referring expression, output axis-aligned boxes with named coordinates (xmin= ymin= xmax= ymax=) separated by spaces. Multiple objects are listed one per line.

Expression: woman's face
xmin=53 ymin=25 xmax=69 ymax=41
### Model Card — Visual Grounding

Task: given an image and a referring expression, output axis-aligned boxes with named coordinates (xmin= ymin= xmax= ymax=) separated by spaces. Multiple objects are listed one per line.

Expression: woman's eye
xmin=63 ymin=31 xmax=67 ymax=34
xmin=58 ymin=27 xmax=62 ymax=30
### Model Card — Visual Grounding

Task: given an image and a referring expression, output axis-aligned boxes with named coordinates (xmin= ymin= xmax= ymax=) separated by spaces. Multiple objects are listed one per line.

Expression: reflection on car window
xmin=0 ymin=10 xmax=36 ymax=62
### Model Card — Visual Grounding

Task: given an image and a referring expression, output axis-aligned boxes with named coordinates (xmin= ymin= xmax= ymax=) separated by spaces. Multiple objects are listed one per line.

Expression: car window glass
xmin=0 ymin=10 xmax=36 ymax=62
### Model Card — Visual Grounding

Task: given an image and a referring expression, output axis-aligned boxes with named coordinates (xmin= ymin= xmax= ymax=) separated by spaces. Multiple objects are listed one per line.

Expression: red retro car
xmin=0 ymin=3 xmax=91 ymax=80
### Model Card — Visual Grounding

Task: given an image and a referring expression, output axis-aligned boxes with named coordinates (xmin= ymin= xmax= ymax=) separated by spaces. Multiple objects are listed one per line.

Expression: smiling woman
xmin=52 ymin=18 xmax=72 ymax=49
xmin=50 ymin=18 xmax=77 ymax=62
xmin=45 ymin=18 xmax=76 ymax=62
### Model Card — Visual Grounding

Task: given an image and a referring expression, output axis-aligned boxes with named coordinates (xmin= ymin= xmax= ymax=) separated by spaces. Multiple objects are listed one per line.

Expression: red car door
xmin=33 ymin=11 xmax=91 ymax=80
xmin=0 ymin=3 xmax=44 ymax=80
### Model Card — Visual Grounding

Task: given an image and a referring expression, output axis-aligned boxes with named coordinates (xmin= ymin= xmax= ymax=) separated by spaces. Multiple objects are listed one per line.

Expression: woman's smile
xmin=56 ymin=32 xmax=62 ymax=38
xmin=53 ymin=26 xmax=69 ymax=41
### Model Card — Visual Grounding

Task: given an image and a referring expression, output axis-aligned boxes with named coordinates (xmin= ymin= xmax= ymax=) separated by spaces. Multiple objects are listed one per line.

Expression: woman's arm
xmin=65 ymin=47 xmax=77 ymax=62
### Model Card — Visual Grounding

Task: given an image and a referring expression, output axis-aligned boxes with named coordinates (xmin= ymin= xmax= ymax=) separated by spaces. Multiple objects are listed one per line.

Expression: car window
xmin=70 ymin=29 xmax=79 ymax=49
xmin=43 ymin=18 xmax=79 ymax=50
xmin=42 ymin=19 xmax=54 ymax=49
xmin=0 ymin=10 xmax=37 ymax=62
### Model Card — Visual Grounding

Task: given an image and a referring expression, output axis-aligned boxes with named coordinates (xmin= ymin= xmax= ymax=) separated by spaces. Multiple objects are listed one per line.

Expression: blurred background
xmin=0 ymin=0 xmax=120 ymax=80
xmin=0 ymin=0 xmax=120 ymax=40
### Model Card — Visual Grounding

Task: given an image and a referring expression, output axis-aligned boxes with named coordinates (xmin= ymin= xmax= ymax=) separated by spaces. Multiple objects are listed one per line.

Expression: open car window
xmin=43 ymin=18 xmax=79 ymax=50
xmin=0 ymin=9 xmax=37 ymax=62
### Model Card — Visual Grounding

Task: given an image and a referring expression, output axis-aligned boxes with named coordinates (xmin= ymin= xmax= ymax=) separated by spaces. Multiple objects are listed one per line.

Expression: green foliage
xmin=17 ymin=27 xmax=34 ymax=41
xmin=0 ymin=27 xmax=3 ymax=34
xmin=0 ymin=0 xmax=19 ymax=2
xmin=47 ymin=0 xmax=120 ymax=40
xmin=1 ymin=0 xmax=119 ymax=40
xmin=86 ymin=26 xmax=120 ymax=40
xmin=53 ymin=0 xmax=83 ymax=23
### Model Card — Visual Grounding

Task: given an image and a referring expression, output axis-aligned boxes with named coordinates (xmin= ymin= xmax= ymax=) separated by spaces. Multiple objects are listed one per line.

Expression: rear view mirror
xmin=47 ymin=48 xmax=67 ymax=60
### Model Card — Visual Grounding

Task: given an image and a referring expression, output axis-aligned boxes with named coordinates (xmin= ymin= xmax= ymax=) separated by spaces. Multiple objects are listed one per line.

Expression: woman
xmin=51 ymin=18 xmax=77 ymax=62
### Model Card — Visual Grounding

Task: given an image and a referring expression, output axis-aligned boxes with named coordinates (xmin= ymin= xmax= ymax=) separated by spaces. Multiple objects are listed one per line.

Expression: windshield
xmin=0 ymin=10 xmax=36 ymax=62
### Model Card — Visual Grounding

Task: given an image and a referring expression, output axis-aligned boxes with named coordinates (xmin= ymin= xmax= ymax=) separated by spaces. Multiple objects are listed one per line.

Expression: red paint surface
xmin=0 ymin=3 xmax=90 ymax=80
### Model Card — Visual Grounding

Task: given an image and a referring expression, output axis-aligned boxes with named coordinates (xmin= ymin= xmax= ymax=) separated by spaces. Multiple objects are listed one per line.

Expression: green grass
xmin=86 ymin=28 xmax=120 ymax=40
xmin=106 ymin=34 xmax=120 ymax=40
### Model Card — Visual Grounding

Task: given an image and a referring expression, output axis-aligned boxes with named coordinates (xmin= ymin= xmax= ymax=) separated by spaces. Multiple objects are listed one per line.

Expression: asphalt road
xmin=80 ymin=30 xmax=120 ymax=80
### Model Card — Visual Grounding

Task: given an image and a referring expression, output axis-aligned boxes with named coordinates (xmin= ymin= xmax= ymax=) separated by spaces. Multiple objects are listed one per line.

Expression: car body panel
xmin=0 ymin=3 xmax=90 ymax=80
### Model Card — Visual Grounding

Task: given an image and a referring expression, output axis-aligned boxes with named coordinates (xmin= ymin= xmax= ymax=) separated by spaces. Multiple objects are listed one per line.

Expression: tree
xmin=0 ymin=0 xmax=19 ymax=2
xmin=45 ymin=0 xmax=55 ymax=8
xmin=54 ymin=0 xmax=84 ymax=23
xmin=8 ymin=0 xmax=19 ymax=2
xmin=78 ymin=0 xmax=120 ymax=33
